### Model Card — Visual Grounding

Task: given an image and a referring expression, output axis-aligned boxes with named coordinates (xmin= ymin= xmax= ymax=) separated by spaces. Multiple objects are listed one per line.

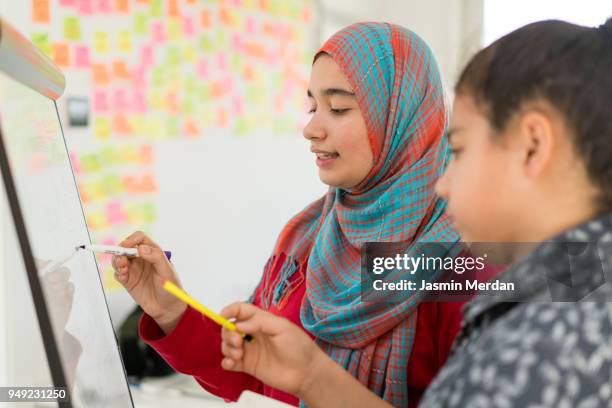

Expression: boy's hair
xmin=456 ymin=18 xmax=612 ymax=211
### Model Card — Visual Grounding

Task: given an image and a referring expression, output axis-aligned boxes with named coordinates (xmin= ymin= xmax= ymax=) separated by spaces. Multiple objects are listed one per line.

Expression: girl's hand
xmin=112 ymin=231 xmax=186 ymax=334
xmin=219 ymin=302 xmax=327 ymax=397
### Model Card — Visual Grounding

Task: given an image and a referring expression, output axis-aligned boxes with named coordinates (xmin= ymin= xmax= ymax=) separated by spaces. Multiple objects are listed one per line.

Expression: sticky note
xmin=115 ymin=0 xmax=128 ymax=12
xmin=117 ymin=31 xmax=133 ymax=52
xmin=152 ymin=22 xmax=165 ymax=43
xmin=60 ymin=0 xmax=76 ymax=6
xmin=52 ymin=43 xmax=70 ymax=67
xmin=63 ymin=16 xmax=81 ymax=40
xmin=32 ymin=0 xmax=50 ymax=24
xmin=77 ymin=0 xmax=93 ymax=14
xmin=133 ymin=90 xmax=147 ymax=112
xmin=95 ymin=0 xmax=112 ymax=12
xmin=94 ymin=31 xmax=109 ymax=54
xmin=140 ymin=44 xmax=154 ymax=66
xmin=168 ymin=19 xmax=182 ymax=41
xmin=139 ymin=144 xmax=153 ymax=164
xmin=134 ymin=13 xmax=148 ymax=35
xmin=113 ymin=89 xmax=130 ymax=110
xmin=150 ymin=0 xmax=162 ymax=17
xmin=74 ymin=46 xmax=90 ymax=68
xmin=184 ymin=119 xmax=199 ymax=137
xmin=112 ymin=60 xmax=131 ymax=80
xmin=113 ymin=114 xmax=132 ymax=134
xmin=196 ymin=59 xmax=208 ymax=79
xmin=182 ymin=16 xmax=195 ymax=36
xmin=31 ymin=32 xmax=51 ymax=56
xmin=94 ymin=117 xmax=111 ymax=139
xmin=93 ymin=90 xmax=109 ymax=113
xmin=107 ymin=201 xmax=127 ymax=225
xmin=200 ymin=9 xmax=211 ymax=29
xmin=168 ymin=0 xmax=179 ymax=17
xmin=92 ymin=63 xmax=110 ymax=84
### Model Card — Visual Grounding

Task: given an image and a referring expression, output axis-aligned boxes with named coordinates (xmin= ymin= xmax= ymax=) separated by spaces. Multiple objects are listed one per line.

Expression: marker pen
xmin=77 ymin=244 xmax=172 ymax=260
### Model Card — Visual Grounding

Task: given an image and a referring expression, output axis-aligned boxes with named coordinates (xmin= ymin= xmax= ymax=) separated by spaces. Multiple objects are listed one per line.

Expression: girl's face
xmin=303 ymin=54 xmax=373 ymax=189
xmin=436 ymin=95 xmax=523 ymax=243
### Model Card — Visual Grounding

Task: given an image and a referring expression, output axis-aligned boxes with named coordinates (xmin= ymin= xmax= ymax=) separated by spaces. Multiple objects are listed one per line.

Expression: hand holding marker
xmin=80 ymin=244 xmax=252 ymax=341
xmin=77 ymin=244 xmax=172 ymax=260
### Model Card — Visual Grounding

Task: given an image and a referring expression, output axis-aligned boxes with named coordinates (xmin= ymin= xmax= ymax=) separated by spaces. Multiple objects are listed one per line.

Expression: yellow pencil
xmin=163 ymin=281 xmax=253 ymax=342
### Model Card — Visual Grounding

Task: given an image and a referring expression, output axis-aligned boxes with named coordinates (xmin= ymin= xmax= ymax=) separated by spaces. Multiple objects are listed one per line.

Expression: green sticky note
xmin=31 ymin=32 xmax=51 ymax=55
xmin=134 ymin=13 xmax=149 ymax=35
xmin=150 ymin=0 xmax=162 ymax=17
xmin=63 ymin=16 xmax=81 ymax=41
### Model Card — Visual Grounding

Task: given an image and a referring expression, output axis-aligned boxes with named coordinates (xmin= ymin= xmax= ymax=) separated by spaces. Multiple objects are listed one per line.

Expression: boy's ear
xmin=518 ymin=110 xmax=555 ymax=178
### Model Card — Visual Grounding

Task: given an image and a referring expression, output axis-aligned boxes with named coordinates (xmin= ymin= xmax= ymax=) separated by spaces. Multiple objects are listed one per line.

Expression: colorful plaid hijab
xmin=254 ymin=22 xmax=458 ymax=407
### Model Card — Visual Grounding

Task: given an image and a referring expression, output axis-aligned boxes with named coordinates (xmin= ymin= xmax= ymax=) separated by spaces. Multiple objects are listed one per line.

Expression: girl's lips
xmin=316 ymin=154 xmax=339 ymax=167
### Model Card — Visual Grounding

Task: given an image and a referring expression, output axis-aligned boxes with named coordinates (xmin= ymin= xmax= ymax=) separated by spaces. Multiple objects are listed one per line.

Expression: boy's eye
xmin=450 ymin=148 xmax=463 ymax=157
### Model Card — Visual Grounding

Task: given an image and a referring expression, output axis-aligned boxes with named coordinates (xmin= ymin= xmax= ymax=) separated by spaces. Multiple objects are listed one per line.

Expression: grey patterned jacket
xmin=420 ymin=215 xmax=612 ymax=408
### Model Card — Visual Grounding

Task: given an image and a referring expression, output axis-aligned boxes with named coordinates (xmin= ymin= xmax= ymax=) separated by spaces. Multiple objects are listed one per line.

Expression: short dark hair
xmin=456 ymin=18 xmax=612 ymax=211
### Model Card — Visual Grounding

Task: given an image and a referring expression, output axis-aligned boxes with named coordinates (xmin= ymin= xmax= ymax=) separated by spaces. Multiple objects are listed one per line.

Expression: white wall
xmin=317 ymin=0 xmax=484 ymax=95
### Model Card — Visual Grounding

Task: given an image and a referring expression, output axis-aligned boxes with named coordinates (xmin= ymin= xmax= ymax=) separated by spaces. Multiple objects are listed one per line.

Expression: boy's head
xmin=436 ymin=18 xmax=612 ymax=243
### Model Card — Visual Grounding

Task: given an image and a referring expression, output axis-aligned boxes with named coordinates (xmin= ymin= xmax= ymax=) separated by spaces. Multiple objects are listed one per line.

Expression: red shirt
xmin=140 ymin=255 xmax=467 ymax=406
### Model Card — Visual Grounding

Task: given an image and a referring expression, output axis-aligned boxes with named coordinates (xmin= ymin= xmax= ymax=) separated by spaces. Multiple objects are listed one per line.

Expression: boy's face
xmin=436 ymin=95 xmax=524 ymax=243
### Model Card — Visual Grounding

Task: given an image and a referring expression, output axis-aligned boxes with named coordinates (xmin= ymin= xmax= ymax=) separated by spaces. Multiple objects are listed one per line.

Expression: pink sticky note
xmin=140 ymin=44 xmax=154 ymax=66
xmin=132 ymin=66 xmax=147 ymax=88
xmin=133 ymin=90 xmax=147 ymax=112
xmin=231 ymin=34 xmax=243 ymax=51
xmin=152 ymin=22 xmax=165 ymax=43
xmin=196 ymin=59 xmax=208 ymax=79
xmin=74 ymin=45 xmax=90 ymax=68
xmin=223 ymin=75 xmax=233 ymax=91
xmin=216 ymin=53 xmax=228 ymax=70
xmin=232 ymin=97 xmax=244 ymax=116
xmin=95 ymin=0 xmax=112 ymax=12
xmin=93 ymin=90 xmax=109 ymax=113
xmin=60 ymin=0 xmax=76 ymax=6
xmin=77 ymin=0 xmax=93 ymax=14
xmin=182 ymin=15 xmax=195 ymax=36
xmin=107 ymin=201 xmax=127 ymax=225
xmin=113 ymin=89 xmax=130 ymax=111
xmin=245 ymin=16 xmax=256 ymax=35
xmin=69 ymin=152 xmax=81 ymax=176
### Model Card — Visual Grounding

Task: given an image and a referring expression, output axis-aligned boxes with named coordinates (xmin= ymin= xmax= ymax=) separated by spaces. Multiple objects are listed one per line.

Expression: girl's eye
xmin=330 ymin=108 xmax=349 ymax=115
xmin=307 ymin=107 xmax=316 ymax=114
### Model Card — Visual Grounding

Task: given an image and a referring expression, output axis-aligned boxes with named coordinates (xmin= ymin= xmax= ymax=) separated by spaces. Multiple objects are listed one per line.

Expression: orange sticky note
xmin=200 ymin=10 xmax=211 ymax=29
xmin=112 ymin=60 xmax=131 ymax=80
xmin=113 ymin=114 xmax=132 ymax=134
xmin=92 ymin=63 xmax=110 ymax=84
xmin=52 ymin=43 xmax=70 ymax=67
xmin=115 ymin=0 xmax=128 ymax=12
xmin=32 ymin=0 xmax=50 ymax=24
xmin=168 ymin=0 xmax=179 ymax=17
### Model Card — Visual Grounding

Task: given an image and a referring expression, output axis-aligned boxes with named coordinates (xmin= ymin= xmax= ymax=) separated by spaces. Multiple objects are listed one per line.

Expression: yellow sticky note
xmin=94 ymin=117 xmax=111 ymax=139
xmin=94 ymin=31 xmax=109 ymax=54
xmin=63 ymin=16 xmax=81 ymax=41
xmin=117 ymin=31 xmax=133 ymax=52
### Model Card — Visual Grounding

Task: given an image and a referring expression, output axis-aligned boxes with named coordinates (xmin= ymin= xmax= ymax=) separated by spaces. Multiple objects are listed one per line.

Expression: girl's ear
xmin=518 ymin=110 xmax=555 ymax=178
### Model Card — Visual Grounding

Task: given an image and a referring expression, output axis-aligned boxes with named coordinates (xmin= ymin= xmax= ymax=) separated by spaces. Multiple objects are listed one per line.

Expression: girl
xmin=114 ymin=22 xmax=465 ymax=407
xmin=218 ymin=18 xmax=612 ymax=407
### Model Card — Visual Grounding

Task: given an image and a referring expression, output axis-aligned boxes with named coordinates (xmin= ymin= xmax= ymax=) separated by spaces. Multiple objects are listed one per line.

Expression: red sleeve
xmin=139 ymin=306 xmax=263 ymax=402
